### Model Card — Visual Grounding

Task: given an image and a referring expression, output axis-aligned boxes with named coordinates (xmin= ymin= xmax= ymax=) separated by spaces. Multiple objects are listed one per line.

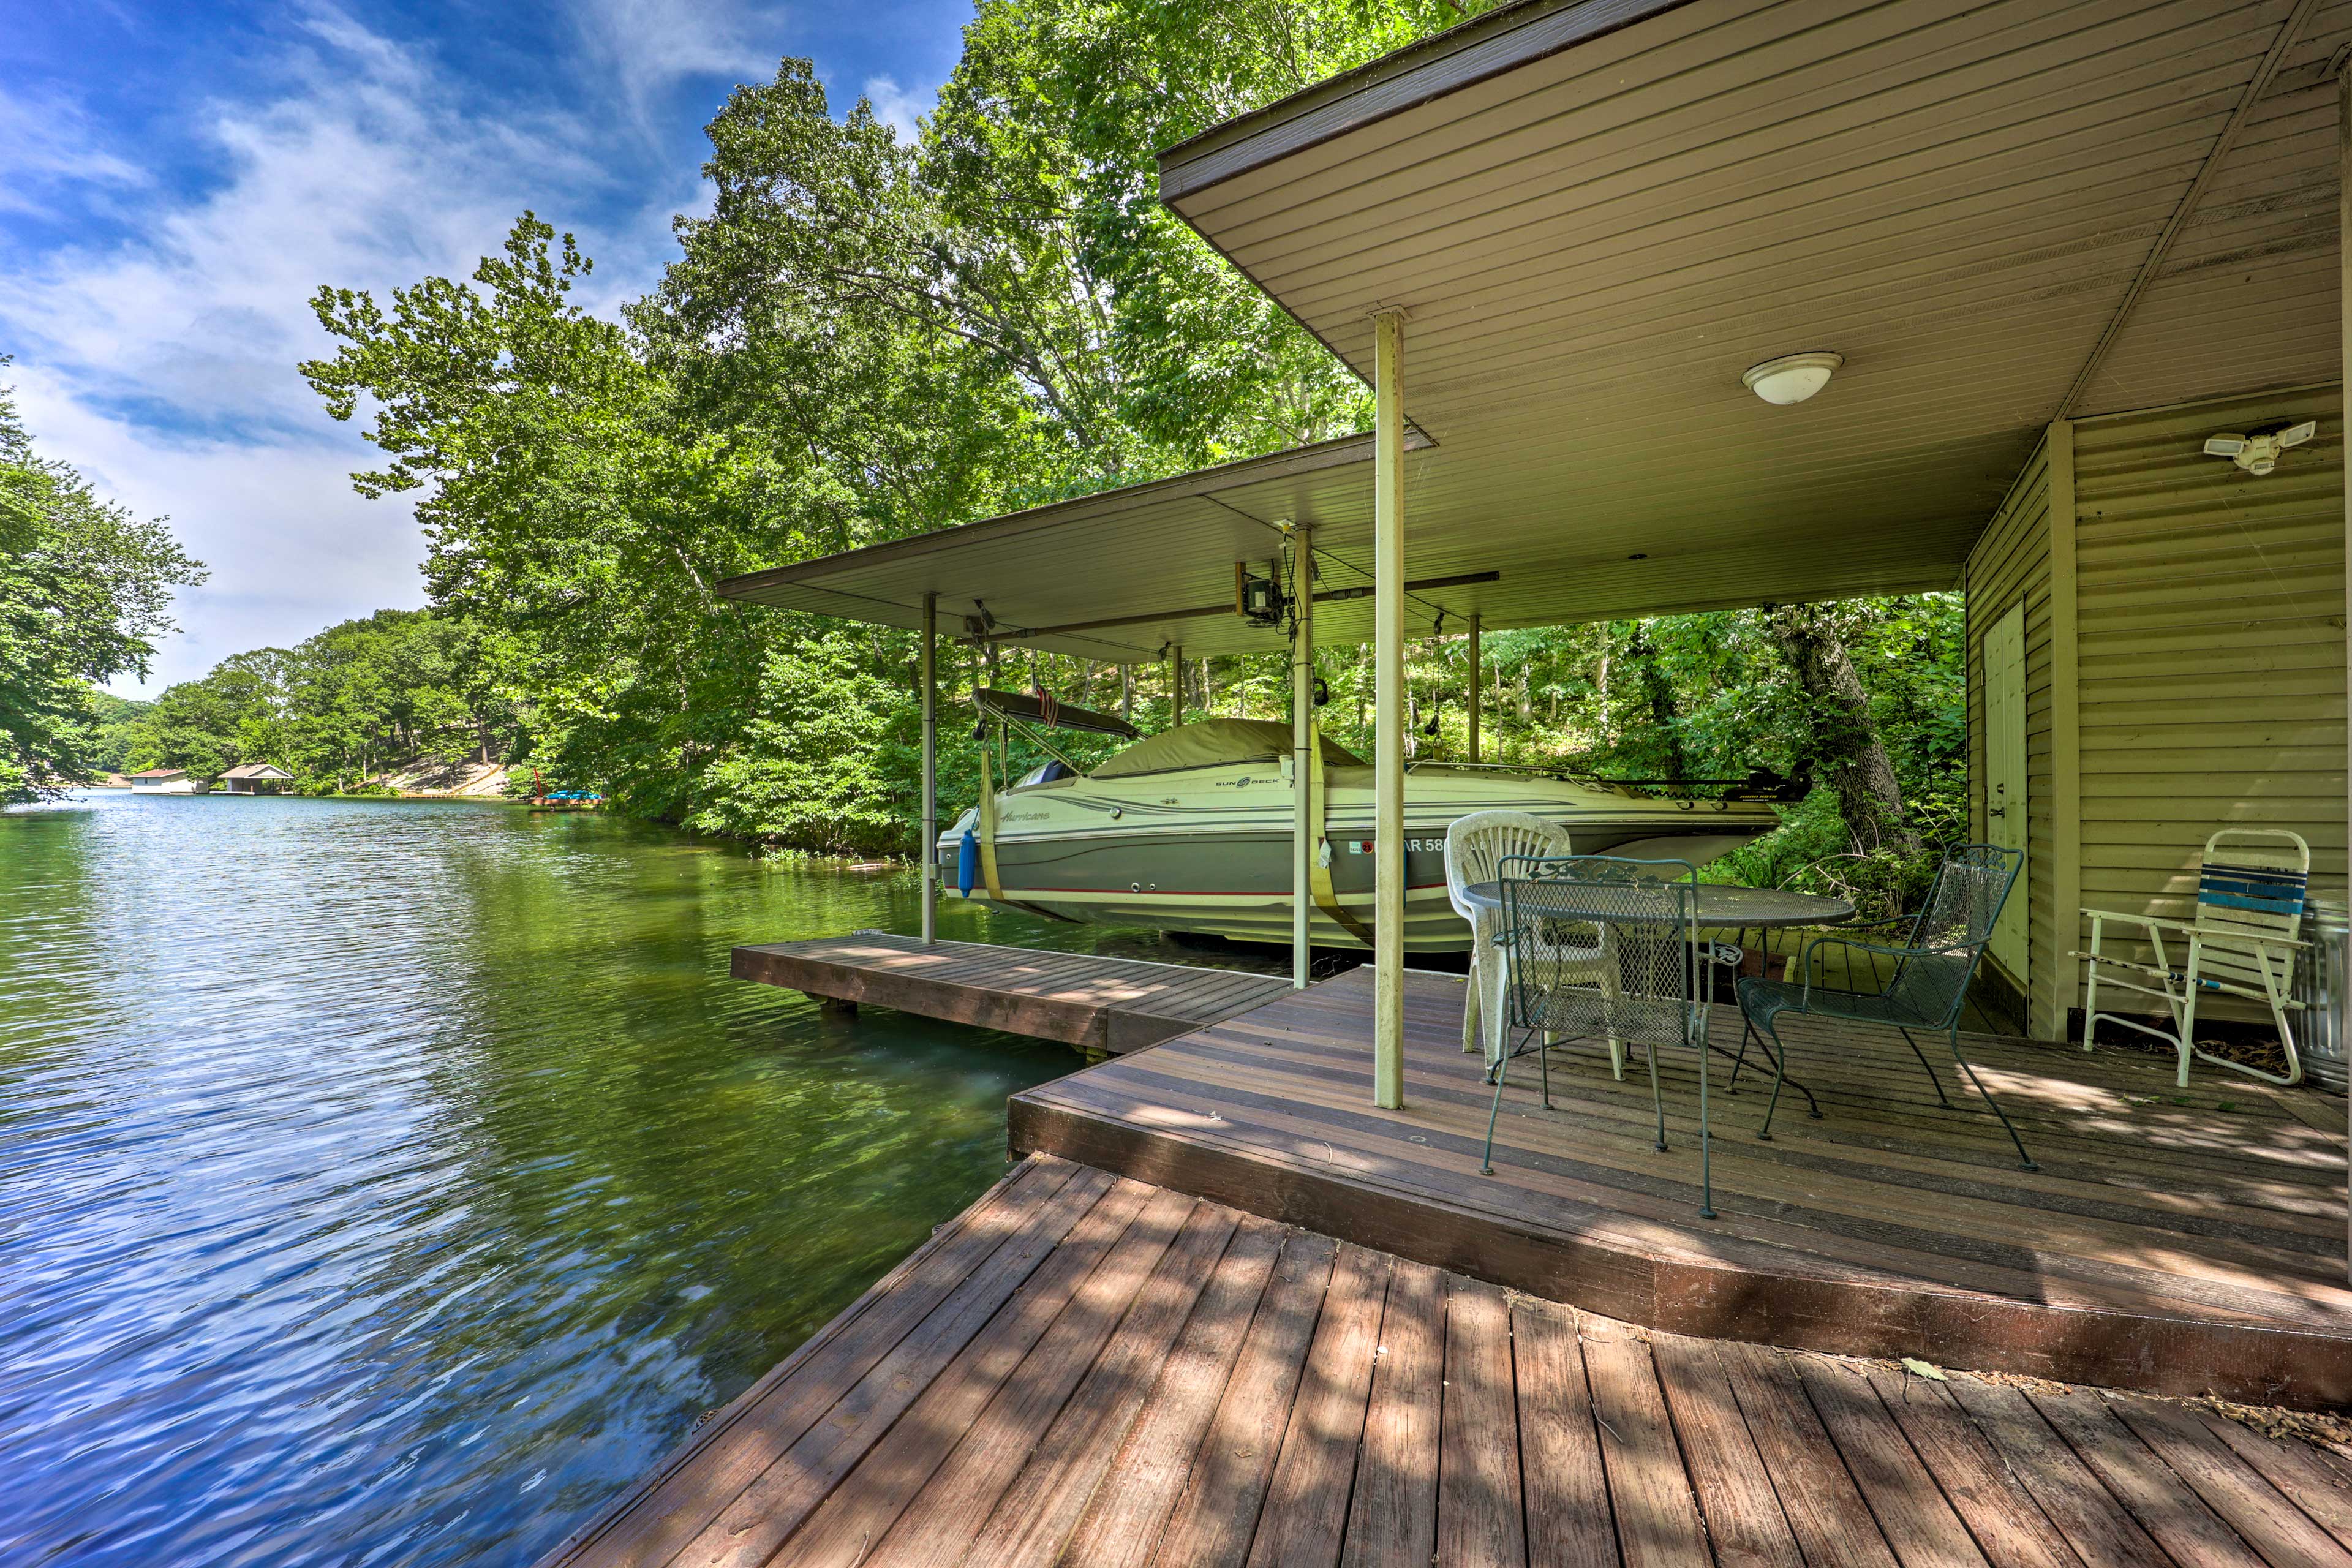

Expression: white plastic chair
xmin=1444 ymin=812 xmax=1623 ymax=1077
xmin=2077 ymin=827 xmax=2311 ymax=1087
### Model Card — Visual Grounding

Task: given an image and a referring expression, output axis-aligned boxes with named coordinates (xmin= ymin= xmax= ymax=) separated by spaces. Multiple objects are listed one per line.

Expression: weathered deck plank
xmin=1009 ymin=966 xmax=2352 ymax=1404
xmin=545 ymin=1155 xmax=2352 ymax=1568
xmin=732 ymin=932 xmax=1294 ymax=1053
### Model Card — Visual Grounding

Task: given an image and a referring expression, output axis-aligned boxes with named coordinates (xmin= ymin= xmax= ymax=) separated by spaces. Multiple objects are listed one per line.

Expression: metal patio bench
xmin=1732 ymin=843 xmax=2037 ymax=1170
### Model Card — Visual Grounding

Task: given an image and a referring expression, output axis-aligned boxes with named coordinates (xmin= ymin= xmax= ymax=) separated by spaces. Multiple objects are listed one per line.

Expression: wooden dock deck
xmin=1011 ymin=967 xmax=2352 ymax=1408
xmin=545 ymin=1152 xmax=2352 ymax=1568
xmin=731 ymin=932 xmax=1295 ymax=1055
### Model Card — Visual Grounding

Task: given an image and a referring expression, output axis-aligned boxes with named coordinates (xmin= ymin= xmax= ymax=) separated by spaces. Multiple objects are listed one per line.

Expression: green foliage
xmin=121 ymin=609 xmax=522 ymax=791
xmin=0 ymin=364 xmax=206 ymax=803
xmin=285 ymin=0 xmax=1961 ymax=894
xmin=684 ymin=627 xmax=911 ymax=848
xmin=83 ymin=692 xmax=151 ymax=774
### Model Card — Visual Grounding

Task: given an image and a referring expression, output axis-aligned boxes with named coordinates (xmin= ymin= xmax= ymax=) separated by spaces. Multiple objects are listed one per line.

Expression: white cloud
xmin=9 ymin=360 xmax=430 ymax=687
xmin=568 ymin=0 xmax=787 ymax=130
xmin=0 ymin=4 xmax=723 ymax=695
xmin=861 ymin=74 xmax=935 ymax=141
xmin=0 ymin=92 xmax=148 ymax=216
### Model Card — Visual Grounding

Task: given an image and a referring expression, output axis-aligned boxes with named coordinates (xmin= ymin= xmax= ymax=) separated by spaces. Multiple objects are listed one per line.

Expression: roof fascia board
xmin=1157 ymin=0 xmax=1703 ymax=206
xmin=717 ymin=426 xmax=1425 ymax=599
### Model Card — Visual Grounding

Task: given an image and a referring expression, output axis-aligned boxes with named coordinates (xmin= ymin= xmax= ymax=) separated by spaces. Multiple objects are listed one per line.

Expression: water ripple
xmin=0 ymin=794 xmax=1204 ymax=1567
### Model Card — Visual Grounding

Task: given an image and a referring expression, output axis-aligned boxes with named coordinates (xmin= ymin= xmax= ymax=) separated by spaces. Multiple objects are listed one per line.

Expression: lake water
xmin=0 ymin=793 xmax=1264 ymax=1567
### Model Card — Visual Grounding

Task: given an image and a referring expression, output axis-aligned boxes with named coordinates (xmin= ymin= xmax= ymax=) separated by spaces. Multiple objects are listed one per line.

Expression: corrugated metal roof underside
xmin=727 ymin=0 xmax=2343 ymax=661
xmin=1163 ymin=0 xmax=2346 ymax=586
xmin=718 ymin=419 xmax=1968 ymax=661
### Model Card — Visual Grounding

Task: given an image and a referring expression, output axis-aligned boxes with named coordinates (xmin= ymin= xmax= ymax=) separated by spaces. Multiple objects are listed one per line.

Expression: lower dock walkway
xmin=733 ymin=932 xmax=1295 ymax=1055
xmin=546 ymin=1152 xmax=2352 ymax=1568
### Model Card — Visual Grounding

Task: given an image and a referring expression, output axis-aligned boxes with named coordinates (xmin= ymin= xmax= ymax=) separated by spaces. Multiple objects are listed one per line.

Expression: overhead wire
xmin=1194 ymin=488 xmax=1465 ymax=633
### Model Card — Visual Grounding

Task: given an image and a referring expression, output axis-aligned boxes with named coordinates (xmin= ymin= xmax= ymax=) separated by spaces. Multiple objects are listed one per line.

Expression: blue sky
xmin=1 ymin=0 xmax=969 ymax=693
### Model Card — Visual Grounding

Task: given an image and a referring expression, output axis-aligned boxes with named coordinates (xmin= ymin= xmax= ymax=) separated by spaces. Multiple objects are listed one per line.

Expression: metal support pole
xmin=1170 ymin=643 xmax=1183 ymax=729
xmin=1373 ymin=307 xmax=1408 ymax=1109
xmin=2337 ymin=66 xmax=2349 ymax=1283
xmin=1468 ymin=612 xmax=1482 ymax=763
xmin=1292 ymin=523 xmax=1315 ymax=990
xmin=921 ymin=592 xmax=938 ymax=946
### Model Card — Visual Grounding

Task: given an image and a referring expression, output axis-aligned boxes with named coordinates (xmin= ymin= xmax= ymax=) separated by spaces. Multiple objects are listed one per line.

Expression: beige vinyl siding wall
xmin=2070 ymin=385 xmax=2346 ymax=1028
xmin=1964 ymin=437 xmax=2055 ymax=1031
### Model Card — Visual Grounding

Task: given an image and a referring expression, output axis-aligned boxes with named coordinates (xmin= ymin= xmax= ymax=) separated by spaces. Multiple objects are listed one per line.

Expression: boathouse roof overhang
xmin=721 ymin=0 xmax=2346 ymax=661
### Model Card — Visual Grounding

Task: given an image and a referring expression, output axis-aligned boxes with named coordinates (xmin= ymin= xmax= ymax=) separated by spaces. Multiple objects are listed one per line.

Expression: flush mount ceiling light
xmin=1741 ymin=350 xmax=1844 ymax=405
xmin=2203 ymin=420 xmax=2317 ymax=477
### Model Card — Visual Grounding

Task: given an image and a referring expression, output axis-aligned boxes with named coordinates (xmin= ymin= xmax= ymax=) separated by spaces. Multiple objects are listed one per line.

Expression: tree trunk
xmin=1768 ymin=602 xmax=1921 ymax=857
xmin=1625 ymin=624 xmax=1691 ymax=778
xmin=1594 ymin=629 xmax=1613 ymax=740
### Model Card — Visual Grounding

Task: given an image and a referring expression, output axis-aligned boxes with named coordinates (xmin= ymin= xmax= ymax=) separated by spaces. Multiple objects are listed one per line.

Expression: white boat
xmin=937 ymin=699 xmax=1785 ymax=953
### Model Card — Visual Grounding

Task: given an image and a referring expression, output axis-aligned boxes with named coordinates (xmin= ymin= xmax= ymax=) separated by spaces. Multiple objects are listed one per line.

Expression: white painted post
xmin=921 ymin=591 xmax=938 ymax=946
xmin=1292 ymin=523 xmax=1315 ymax=989
xmin=1468 ymin=612 xmax=1482 ymax=764
xmin=1373 ymin=308 xmax=1408 ymax=1109
xmin=1170 ymin=643 xmax=1183 ymax=729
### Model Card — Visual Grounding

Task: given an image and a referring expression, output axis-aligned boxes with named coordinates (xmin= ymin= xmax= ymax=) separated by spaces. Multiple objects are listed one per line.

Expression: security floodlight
xmin=2203 ymin=420 xmax=2317 ymax=478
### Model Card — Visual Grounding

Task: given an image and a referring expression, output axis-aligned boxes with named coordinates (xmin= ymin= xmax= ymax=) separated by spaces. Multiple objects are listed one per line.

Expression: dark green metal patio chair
xmin=1732 ymin=843 xmax=2037 ymax=1170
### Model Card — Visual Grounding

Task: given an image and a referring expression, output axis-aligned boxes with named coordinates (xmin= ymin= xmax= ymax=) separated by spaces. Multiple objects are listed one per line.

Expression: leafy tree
xmin=84 ymin=692 xmax=152 ymax=774
xmin=290 ymin=1 xmax=1961 ymax=891
xmin=305 ymin=217 xmax=782 ymax=820
xmin=0 ymin=366 xmax=206 ymax=802
xmin=122 ymin=610 xmax=524 ymax=793
xmin=123 ymin=662 xmax=279 ymax=780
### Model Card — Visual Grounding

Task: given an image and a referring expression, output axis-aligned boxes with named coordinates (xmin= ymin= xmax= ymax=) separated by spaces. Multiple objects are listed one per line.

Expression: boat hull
xmin=936 ymin=763 xmax=1777 ymax=953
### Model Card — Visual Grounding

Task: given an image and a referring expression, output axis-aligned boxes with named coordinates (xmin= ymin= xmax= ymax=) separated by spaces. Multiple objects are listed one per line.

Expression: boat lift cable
xmin=1202 ymin=492 xmax=1291 ymax=538
xmin=744 ymin=577 xmax=1162 ymax=662
xmin=1308 ymin=542 xmax=1458 ymax=628
xmin=986 ymin=712 xmax=1086 ymax=774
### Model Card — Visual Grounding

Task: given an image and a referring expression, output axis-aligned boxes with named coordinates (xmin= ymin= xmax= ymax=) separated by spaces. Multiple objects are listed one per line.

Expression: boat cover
xmin=1090 ymin=718 xmax=1365 ymax=778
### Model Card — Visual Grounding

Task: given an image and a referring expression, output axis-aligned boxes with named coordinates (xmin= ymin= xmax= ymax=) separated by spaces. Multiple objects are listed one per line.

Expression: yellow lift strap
xmin=1307 ymin=717 xmax=1374 ymax=946
xmin=976 ymin=744 xmax=1006 ymax=903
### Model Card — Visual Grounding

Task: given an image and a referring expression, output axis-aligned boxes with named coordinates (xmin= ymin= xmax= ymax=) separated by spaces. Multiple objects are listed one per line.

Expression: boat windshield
xmin=1088 ymin=718 xmax=1366 ymax=778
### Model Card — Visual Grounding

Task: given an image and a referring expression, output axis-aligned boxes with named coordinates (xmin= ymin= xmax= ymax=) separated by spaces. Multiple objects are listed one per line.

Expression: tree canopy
xmin=281 ymin=0 xmax=1961 ymax=910
xmin=0 ymin=365 xmax=206 ymax=804
xmin=120 ymin=609 xmax=523 ymax=793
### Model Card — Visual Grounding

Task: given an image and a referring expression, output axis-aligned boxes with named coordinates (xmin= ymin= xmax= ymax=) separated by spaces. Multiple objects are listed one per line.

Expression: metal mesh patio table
xmin=1462 ymin=877 xmax=1856 ymax=1216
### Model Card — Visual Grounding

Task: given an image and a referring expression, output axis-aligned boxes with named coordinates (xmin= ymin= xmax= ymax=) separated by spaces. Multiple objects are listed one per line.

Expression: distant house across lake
xmin=127 ymin=768 xmax=203 ymax=795
xmin=220 ymin=763 xmax=294 ymax=795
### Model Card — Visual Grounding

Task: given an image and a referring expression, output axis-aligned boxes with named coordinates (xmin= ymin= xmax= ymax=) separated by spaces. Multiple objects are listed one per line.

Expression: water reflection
xmin=0 ymin=793 xmax=1219 ymax=1566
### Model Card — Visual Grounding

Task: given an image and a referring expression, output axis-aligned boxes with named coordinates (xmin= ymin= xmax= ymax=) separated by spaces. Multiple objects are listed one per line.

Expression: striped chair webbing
xmin=2197 ymin=861 xmax=2309 ymax=919
xmin=2189 ymin=852 xmax=2306 ymax=994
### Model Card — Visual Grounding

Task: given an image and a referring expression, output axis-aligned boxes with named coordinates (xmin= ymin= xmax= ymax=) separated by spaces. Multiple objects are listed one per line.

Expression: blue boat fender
xmin=957 ymin=830 xmax=978 ymax=897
